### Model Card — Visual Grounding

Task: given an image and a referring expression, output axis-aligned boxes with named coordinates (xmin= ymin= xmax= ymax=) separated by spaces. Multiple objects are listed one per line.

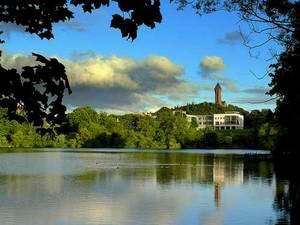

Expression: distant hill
xmin=156 ymin=102 xmax=249 ymax=116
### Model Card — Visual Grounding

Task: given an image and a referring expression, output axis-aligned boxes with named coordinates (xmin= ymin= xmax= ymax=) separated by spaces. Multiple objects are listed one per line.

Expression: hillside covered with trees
xmin=174 ymin=102 xmax=247 ymax=115
xmin=158 ymin=102 xmax=273 ymax=129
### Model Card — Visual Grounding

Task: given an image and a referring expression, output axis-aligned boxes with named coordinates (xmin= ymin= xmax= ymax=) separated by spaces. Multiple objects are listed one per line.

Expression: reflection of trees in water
xmin=2 ymin=153 xmax=299 ymax=224
xmin=273 ymin=160 xmax=300 ymax=225
xmin=1 ymin=152 xmax=284 ymax=224
xmin=72 ymin=153 xmax=273 ymax=188
xmin=71 ymin=153 xmax=275 ymax=210
xmin=243 ymin=157 xmax=274 ymax=186
xmin=153 ymin=154 xmax=272 ymax=186
xmin=0 ymin=153 xmax=277 ymax=204
xmin=35 ymin=153 xmax=272 ymax=188
xmin=84 ymin=153 xmax=298 ymax=225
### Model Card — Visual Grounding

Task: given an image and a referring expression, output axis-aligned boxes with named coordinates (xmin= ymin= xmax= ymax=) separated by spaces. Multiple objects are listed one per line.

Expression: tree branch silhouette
xmin=0 ymin=0 xmax=165 ymax=131
xmin=0 ymin=53 xmax=71 ymax=128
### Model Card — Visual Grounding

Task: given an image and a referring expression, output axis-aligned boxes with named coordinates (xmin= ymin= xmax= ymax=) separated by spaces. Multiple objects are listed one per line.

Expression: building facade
xmin=185 ymin=112 xmax=244 ymax=130
xmin=213 ymin=112 xmax=244 ymax=130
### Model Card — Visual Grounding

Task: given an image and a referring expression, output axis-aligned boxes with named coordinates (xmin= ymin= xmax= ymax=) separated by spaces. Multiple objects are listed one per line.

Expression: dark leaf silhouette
xmin=0 ymin=53 xmax=71 ymax=128
xmin=0 ymin=0 xmax=164 ymax=42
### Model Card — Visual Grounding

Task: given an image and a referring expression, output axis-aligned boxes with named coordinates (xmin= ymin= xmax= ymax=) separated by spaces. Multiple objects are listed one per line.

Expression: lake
xmin=0 ymin=149 xmax=295 ymax=225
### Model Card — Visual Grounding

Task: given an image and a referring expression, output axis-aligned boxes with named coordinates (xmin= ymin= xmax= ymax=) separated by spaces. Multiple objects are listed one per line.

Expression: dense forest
xmin=0 ymin=103 xmax=278 ymax=150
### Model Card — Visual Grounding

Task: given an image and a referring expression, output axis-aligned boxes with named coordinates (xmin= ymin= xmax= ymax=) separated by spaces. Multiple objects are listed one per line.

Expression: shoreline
xmin=0 ymin=147 xmax=271 ymax=155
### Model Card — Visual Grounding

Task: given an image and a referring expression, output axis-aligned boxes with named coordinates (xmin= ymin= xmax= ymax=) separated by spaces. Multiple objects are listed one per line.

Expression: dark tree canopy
xmin=268 ymin=30 xmax=300 ymax=156
xmin=0 ymin=0 xmax=164 ymax=41
xmin=0 ymin=53 xmax=71 ymax=127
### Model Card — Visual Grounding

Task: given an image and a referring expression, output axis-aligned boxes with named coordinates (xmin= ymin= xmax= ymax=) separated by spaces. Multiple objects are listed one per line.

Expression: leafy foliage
xmin=0 ymin=106 xmax=276 ymax=150
xmin=0 ymin=0 xmax=164 ymax=42
xmin=174 ymin=102 xmax=247 ymax=115
xmin=268 ymin=29 xmax=300 ymax=156
xmin=0 ymin=53 xmax=71 ymax=127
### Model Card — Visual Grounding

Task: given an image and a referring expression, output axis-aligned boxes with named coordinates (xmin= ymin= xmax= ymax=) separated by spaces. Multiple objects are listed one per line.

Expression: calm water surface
xmin=0 ymin=149 xmax=293 ymax=225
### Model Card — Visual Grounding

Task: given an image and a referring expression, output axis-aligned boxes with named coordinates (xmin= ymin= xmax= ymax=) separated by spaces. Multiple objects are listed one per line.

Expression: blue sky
xmin=0 ymin=2 xmax=277 ymax=113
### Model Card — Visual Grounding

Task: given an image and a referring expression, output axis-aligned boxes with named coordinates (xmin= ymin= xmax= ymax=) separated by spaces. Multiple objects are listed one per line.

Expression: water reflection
xmin=272 ymin=160 xmax=300 ymax=225
xmin=0 ymin=151 xmax=290 ymax=225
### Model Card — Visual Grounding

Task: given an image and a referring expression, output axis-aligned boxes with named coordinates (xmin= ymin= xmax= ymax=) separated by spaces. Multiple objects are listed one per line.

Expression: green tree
xmin=11 ymin=123 xmax=41 ymax=148
xmin=202 ymin=131 xmax=219 ymax=148
xmin=258 ymin=123 xmax=278 ymax=150
xmin=157 ymin=111 xmax=176 ymax=149
xmin=67 ymin=107 xmax=99 ymax=129
xmin=269 ymin=40 xmax=300 ymax=156
xmin=191 ymin=117 xmax=198 ymax=129
xmin=173 ymin=115 xmax=192 ymax=147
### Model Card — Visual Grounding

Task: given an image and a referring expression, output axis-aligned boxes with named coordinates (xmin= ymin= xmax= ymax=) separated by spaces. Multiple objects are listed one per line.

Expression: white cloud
xmin=199 ymin=56 xmax=237 ymax=92
xmin=200 ymin=56 xmax=225 ymax=72
xmin=0 ymin=51 xmax=36 ymax=71
xmin=1 ymin=51 xmax=199 ymax=113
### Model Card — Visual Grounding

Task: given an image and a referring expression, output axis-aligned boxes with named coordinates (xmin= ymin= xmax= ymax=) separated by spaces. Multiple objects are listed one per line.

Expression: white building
xmin=213 ymin=112 xmax=244 ymax=130
xmin=184 ymin=111 xmax=244 ymax=130
xmin=186 ymin=114 xmax=214 ymax=129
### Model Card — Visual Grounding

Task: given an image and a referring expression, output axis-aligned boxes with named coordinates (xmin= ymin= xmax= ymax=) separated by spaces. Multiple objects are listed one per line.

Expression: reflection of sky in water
xmin=0 ymin=152 xmax=276 ymax=225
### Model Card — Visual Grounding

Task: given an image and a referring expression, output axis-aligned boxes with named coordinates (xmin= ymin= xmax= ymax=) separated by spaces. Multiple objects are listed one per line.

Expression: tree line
xmin=0 ymin=104 xmax=278 ymax=150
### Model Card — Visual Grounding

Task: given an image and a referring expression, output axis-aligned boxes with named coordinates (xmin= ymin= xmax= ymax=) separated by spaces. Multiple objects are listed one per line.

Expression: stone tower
xmin=214 ymin=83 xmax=222 ymax=106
